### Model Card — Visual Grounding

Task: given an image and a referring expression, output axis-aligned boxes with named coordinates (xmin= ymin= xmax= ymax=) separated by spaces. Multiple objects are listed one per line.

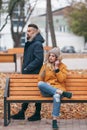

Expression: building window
xmin=12 ymin=3 xmax=25 ymax=27
xmin=21 ymin=32 xmax=25 ymax=47
xmin=58 ymin=25 xmax=68 ymax=32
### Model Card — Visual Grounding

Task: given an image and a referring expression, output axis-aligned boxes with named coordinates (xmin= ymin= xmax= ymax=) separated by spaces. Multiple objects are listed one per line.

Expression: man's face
xmin=27 ymin=27 xmax=37 ymax=40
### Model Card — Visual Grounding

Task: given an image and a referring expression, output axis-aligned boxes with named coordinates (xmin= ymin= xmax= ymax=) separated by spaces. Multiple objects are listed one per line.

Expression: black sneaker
xmin=28 ymin=113 xmax=41 ymax=121
xmin=62 ymin=91 xmax=72 ymax=98
xmin=11 ymin=111 xmax=25 ymax=120
xmin=52 ymin=120 xmax=58 ymax=129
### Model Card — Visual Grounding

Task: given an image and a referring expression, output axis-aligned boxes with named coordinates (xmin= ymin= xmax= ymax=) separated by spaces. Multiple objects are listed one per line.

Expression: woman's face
xmin=48 ymin=53 xmax=57 ymax=63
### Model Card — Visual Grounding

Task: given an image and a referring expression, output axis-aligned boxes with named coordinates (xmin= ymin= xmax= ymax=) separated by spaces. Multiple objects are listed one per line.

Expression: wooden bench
xmin=4 ymin=73 xmax=87 ymax=126
xmin=0 ymin=53 xmax=17 ymax=72
xmin=8 ymin=48 xmax=24 ymax=54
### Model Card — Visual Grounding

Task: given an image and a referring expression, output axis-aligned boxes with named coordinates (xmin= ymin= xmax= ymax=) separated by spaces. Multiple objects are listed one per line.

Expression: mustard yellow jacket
xmin=38 ymin=62 xmax=67 ymax=91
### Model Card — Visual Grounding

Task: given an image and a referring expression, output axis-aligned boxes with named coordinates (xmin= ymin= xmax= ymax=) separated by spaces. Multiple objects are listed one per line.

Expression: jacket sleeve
xmin=55 ymin=65 xmax=68 ymax=83
xmin=25 ymin=42 xmax=43 ymax=72
xmin=38 ymin=64 xmax=46 ymax=81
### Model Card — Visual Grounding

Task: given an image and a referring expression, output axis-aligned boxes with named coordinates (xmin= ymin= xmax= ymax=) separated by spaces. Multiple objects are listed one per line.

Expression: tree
xmin=0 ymin=0 xmax=38 ymax=47
xmin=67 ymin=2 xmax=87 ymax=43
xmin=0 ymin=0 xmax=19 ymax=31
xmin=0 ymin=0 xmax=2 ymax=9
xmin=8 ymin=0 xmax=38 ymax=47
xmin=47 ymin=0 xmax=57 ymax=47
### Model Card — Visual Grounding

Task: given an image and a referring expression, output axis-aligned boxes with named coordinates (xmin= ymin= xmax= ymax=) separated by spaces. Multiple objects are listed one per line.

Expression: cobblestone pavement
xmin=0 ymin=118 xmax=87 ymax=130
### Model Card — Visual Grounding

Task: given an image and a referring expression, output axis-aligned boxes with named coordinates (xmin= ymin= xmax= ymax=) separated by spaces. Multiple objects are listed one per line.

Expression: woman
xmin=38 ymin=47 xmax=72 ymax=129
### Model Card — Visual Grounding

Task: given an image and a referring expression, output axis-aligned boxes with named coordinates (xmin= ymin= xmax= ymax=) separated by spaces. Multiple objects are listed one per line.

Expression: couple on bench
xmin=11 ymin=24 xmax=72 ymax=129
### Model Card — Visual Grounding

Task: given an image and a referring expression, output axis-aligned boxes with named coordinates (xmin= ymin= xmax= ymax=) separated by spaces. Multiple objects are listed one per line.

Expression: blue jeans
xmin=38 ymin=81 xmax=61 ymax=117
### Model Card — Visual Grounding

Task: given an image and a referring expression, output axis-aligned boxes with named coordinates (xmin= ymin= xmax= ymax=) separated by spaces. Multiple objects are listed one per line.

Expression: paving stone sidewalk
xmin=0 ymin=118 xmax=87 ymax=130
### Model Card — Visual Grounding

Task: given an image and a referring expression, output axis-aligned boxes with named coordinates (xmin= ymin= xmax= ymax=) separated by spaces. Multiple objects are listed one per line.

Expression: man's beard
xmin=27 ymin=36 xmax=30 ymax=41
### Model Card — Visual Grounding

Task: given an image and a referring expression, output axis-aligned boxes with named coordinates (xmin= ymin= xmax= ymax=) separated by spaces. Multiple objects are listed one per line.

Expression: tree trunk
xmin=45 ymin=3 xmax=49 ymax=46
xmin=47 ymin=0 xmax=57 ymax=47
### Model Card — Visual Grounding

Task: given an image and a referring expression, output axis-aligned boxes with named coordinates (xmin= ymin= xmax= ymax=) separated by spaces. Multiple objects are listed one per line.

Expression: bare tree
xmin=0 ymin=0 xmax=19 ymax=31
xmin=9 ymin=0 xmax=38 ymax=47
xmin=45 ymin=4 xmax=49 ymax=46
xmin=0 ymin=0 xmax=38 ymax=47
xmin=0 ymin=0 xmax=2 ymax=9
xmin=47 ymin=0 xmax=57 ymax=47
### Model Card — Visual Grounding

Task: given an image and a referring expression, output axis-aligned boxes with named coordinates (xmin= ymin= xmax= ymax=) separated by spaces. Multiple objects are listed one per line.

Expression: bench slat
xmin=10 ymin=87 xmax=39 ymax=91
xmin=10 ymin=90 xmax=87 ymax=96
xmin=70 ymin=91 xmax=87 ymax=95
xmin=10 ymin=91 xmax=41 ymax=96
xmin=10 ymin=75 xmax=38 ymax=78
xmin=9 ymin=74 xmax=87 ymax=78
xmin=67 ymin=74 xmax=87 ymax=78
xmin=0 ymin=55 xmax=15 ymax=62
xmin=10 ymin=78 xmax=87 ymax=83
xmin=65 ymin=82 xmax=87 ymax=87
xmin=65 ymin=78 xmax=87 ymax=82
xmin=66 ymin=86 xmax=87 ymax=91
xmin=10 ymin=83 xmax=37 ymax=87
xmin=10 ymin=79 xmax=38 ymax=82
xmin=10 ymin=82 xmax=87 ymax=87
xmin=7 ymin=95 xmax=87 ymax=101
xmin=10 ymin=86 xmax=87 ymax=91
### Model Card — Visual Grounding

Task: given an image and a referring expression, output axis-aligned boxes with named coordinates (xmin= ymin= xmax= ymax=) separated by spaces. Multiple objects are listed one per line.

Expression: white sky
xmin=31 ymin=0 xmax=85 ymax=15
xmin=34 ymin=0 xmax=85 ymax=8
xmin=35 ymin=0 xmax=70 ymax=10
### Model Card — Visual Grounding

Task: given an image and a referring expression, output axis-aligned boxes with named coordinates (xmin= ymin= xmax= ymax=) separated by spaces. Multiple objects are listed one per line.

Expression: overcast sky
xmin=31 ymin=0 xmax=85 ymax=15
xmin=35 ymin=0 xmax=70 ymax=10
xmin=34 ymin=0 xmax=85 ymax=8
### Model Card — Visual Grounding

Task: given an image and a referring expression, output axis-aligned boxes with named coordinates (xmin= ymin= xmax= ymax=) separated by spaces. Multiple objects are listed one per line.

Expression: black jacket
xmin=22 ymin=33 xmax=44 ymax=74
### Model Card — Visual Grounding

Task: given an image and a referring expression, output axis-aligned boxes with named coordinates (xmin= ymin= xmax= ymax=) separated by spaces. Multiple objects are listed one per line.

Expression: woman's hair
xmin=45 ymin=47 xmax=62 ymax=63
xmin=44 ymin=47 xmax=62 ymax=71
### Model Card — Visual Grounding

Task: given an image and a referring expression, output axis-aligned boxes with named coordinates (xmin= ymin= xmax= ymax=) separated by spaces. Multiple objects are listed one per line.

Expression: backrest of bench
xmin=0 ymin=54 xmax=16 ymax=63
xmin=9 ymin=75 xmax=39 ymax=97
xmin=9 ymin=74 xmax=87 ymax=101
xmin=65 ymin=74 xmax=87 ymax=100
xmin=8 ymin=46 xmax=52 ymax=55
xmin=43 ymin=46 xmax=52 ymax=51
xmin=8 ymin=48 xmax=24 ymax=54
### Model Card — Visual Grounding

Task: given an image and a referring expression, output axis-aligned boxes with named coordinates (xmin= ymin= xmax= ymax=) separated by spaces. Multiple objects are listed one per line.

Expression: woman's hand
xmin=54 ymin=60 xmax=59 ymax=69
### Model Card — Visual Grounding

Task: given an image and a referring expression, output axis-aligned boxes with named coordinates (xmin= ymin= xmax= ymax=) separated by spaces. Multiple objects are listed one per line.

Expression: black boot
xmin=11 ymin=110 xmax=25 ymax=120
xmin=62 ymin=91 xmax=72 ymax=98
xmin=28 ymin=103 xmax=41 ymax=121
xmin=52 ymin=120 xmax=58 ymax=129
xmin=11 ymin=103 xmax=28 ymax=120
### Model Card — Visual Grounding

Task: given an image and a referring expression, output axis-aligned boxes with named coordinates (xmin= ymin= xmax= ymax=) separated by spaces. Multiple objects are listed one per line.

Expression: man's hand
xmin=24 ymin=68 xmax=27 ymax=71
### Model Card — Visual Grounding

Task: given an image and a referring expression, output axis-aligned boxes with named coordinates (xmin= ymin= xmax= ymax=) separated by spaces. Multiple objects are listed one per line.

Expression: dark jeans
xmin=21 ymin=102 xmax=41 ymax=113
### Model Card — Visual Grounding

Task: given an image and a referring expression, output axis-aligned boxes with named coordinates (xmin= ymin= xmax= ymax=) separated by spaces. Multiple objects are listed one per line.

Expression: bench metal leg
xmin=8 ymin=103 xmax=10 ymax=120
xmin=4 ymin=98 xmax=8 ymax=126
xmin=4 ymin=98 xmax=10 ymax=126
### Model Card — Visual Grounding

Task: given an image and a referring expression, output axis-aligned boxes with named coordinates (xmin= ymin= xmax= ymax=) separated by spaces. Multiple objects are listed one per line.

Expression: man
xmin=11 ymin=24 xmax=44 ymax=121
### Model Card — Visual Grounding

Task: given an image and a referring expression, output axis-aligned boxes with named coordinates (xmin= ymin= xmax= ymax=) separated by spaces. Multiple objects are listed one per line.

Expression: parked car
xmin=81 ymin=49 xmax=87 ymax=53
xmin=61 ymin=46 xmax=76 ymax=53
xmin=81 ymin=44 xmax=87 ymax=53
